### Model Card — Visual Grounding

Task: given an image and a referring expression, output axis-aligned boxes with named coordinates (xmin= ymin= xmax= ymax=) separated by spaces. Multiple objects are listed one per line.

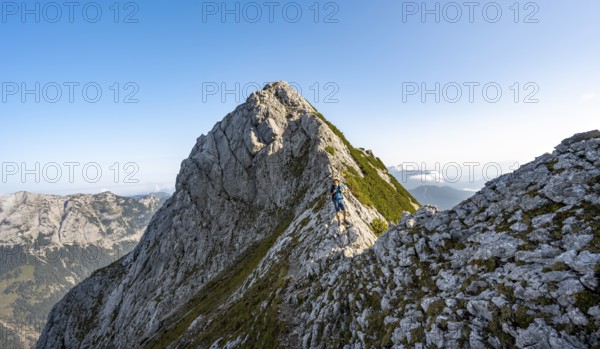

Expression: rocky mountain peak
xmin=37 ymin=81 xmax=418 ymax=348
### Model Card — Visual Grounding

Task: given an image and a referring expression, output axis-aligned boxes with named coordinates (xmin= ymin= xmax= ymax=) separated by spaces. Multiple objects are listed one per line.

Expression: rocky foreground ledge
xmin=302 ymin=130 xmax=600 ymax=348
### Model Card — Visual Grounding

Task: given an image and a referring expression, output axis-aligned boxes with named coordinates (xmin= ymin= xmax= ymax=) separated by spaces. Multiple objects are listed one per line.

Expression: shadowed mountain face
xmin=36 ymin=82 xmax=599 ymax=349
xmin=0 ymin=192 xmax=167 ymax=349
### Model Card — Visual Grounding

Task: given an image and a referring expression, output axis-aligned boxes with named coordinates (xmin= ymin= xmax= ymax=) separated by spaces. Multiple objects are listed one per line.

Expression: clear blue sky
xmin=1 ymin=0 xmax=598 ymax=195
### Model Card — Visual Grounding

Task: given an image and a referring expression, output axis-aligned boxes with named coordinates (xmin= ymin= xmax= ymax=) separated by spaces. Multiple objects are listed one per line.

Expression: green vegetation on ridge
xmin=311 ymin=108 xmax=419 ymax=222
xmin=371 ymin=218 xmax=389 ymax=237
xmin=147 ymin=212 xmax=294 ymax=349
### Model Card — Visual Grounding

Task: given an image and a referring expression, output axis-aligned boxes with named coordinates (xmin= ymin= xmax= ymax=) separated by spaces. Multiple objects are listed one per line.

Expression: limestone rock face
xmin=37 ymin=81 xmax=417 ymax=349
xmin=36 ymin=82 xmax=599 ymax=349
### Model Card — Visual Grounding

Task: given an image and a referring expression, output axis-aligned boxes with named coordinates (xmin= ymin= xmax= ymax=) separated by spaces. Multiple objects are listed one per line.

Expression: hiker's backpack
xmin=330 ymin=184 xmax=345 ymax=201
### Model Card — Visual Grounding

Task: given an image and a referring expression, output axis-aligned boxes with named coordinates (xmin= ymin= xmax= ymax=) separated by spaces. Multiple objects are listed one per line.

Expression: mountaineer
xmin=329 ymin=177 xmax=350 ymax=226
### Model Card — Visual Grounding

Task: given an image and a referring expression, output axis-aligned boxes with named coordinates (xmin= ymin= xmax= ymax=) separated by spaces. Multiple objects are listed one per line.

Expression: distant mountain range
xmin=0 ymin=191 xmax=167 ymax=349
xmin=386 ymin=168 xmax=476 ymax=210
xmin=388 ymin=167 xmax=488 ymax=190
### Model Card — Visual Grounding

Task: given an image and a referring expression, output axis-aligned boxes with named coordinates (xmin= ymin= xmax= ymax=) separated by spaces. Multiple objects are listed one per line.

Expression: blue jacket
xmin=330 ymin=184 xmax=345 ymax=201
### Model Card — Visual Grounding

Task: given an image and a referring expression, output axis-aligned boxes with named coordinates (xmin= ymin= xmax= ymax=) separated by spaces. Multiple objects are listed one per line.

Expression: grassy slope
xmin=146 ymin=214 xmax=294 ymax=349
xmin=311 ymin=108 xmax=419 ymax=222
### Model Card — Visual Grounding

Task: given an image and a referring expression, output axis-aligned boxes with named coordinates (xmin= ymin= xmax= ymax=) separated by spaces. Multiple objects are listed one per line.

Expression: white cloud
xmin=581 ymin=92 xmax=599 ymax=102
xmin=408 ymin=171 xmax=445 ymax=184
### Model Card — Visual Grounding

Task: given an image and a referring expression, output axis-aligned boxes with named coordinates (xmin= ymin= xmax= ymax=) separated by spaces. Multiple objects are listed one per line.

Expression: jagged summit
xmin=37 ymin=81 xmax=418 ymax=348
